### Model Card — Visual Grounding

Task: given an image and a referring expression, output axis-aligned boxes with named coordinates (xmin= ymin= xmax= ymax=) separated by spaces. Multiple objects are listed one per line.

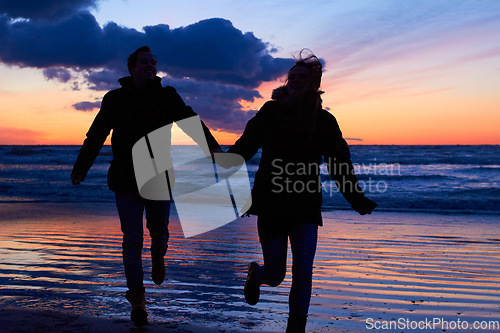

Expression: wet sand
xmin=0 ymin=202 xmax=499 ymax=332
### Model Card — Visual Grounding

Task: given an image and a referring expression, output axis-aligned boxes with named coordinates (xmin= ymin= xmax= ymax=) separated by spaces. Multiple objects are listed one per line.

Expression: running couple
xmin=71 ymin=46 xmax=376 ymax=332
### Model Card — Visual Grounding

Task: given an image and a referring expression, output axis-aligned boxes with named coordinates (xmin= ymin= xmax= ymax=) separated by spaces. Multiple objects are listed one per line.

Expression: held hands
xmin=351 ymin=196 xmax=377 ymax=215
xmin=212 ymin=151 xmax=245 ymax=169
xmin=207 ymin=147 xmax=241 ymax=169
xmin=209 ymin=147 xmax=223 ymax=160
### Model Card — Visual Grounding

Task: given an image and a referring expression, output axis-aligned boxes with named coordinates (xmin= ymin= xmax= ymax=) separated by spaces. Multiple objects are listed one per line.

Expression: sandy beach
xmin=0 ymin=202 xmax=499 ymax=332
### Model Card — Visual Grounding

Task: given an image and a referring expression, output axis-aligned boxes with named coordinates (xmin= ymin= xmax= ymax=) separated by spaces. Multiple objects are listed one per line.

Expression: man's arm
xmin=164 ymin=86 xmax=221 ymax=152
xmin=71 ymin=95 xmax=112 ymax=184
xmin=183 ymin=105 xmax=221 ymax=152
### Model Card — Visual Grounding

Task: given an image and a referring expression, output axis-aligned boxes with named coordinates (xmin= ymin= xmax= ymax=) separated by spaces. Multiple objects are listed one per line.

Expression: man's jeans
xmin=115 ymin=192 xmax=171 ymax=291
xmin=254 ymin=222 xmax=318 ymax=317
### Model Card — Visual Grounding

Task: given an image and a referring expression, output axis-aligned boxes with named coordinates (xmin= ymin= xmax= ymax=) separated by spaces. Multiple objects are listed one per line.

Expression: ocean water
xmin=1 ymin=145 xmax=499 ymax=332
xmin=1 ymin=145 xmax=499 ymax=215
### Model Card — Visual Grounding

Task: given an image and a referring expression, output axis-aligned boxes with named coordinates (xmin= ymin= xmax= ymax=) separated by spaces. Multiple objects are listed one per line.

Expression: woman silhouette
xmin=226 ymin=50 xmax=377 ymax=332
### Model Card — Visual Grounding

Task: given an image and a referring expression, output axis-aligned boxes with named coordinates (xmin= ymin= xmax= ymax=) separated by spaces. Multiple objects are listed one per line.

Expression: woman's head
xmin=285 ymin=50 xmax=323 ymax=96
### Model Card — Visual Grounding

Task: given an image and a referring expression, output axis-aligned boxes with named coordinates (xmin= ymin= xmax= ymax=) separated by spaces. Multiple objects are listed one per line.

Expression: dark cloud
xmin=0 ymin=5 xmax=295 ymax=133
xmin=165 ymin=77 xmax=261 ymax=103
xmin=84 ymin=69 xmax=122 ymax=91
xmin=42 ymin=67 xmax=73 ymax=82
xmin=145 ymin=19 xmax=294 ymax=87
xmin=72 ymin=101 xmax=100 ymax=112
xmin=0 ymin=12 xmax=111 ymax=68
xmin=163 ymin=77 xmax=260 ymax=132
xmin=0 ymin=0 xmax=99 ymax=20
xmin=0 ymin=13 xmax=292 ymax=87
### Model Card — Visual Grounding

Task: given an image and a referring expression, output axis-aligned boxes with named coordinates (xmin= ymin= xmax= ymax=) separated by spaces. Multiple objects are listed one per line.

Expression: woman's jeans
xmin=254 ymin=222 xmax=318 ymax=317
xmin=115 ymin=192 xmax=171 ymax=291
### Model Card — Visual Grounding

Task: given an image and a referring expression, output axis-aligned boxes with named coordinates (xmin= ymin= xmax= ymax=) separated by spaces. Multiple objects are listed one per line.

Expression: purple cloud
xmin=0 ymin=0 xmax=99 ymax=20
xmin=42 ymin=67 xmax=73 ymax=82
xmin=72 ymin=101 xmax=100 ymax=112
xmin=0 ymin=4 xmax=295 ymax=133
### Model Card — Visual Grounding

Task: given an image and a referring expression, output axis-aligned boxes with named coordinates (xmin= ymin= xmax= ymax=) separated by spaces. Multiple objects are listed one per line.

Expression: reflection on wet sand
xmin=1 ymin=204 xmax=499 ymax=332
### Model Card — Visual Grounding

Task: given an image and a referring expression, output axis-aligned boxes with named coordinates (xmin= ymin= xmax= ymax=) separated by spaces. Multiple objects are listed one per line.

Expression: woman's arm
xmin=321 ymin=112 xmax=377 ymax=214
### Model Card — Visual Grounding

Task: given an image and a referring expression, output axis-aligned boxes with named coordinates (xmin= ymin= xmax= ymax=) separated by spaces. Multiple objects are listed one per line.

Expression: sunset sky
xmin=1 ymin=0 xmax=499 ymax=145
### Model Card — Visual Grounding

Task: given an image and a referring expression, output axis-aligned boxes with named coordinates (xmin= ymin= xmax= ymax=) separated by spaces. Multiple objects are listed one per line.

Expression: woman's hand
xmin=70 ymin=173 xmax=84 ymax=185
xmin=351 ymin=197 xmax=378 ymax=215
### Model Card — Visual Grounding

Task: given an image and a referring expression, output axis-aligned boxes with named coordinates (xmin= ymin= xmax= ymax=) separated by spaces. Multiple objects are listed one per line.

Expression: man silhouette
xmin=71 ymin=46 xmax=220 ymax=326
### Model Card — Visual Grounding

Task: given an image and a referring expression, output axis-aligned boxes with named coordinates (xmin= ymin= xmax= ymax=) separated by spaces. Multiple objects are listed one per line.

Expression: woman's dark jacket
xmin=228 ymin=91 xmax=366 ymax=226
xmin=72 ymin=76 xmax=220 ymax=192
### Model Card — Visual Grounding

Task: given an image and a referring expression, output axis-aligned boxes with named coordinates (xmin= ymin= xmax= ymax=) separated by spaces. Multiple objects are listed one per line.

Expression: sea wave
xmin=1 ymin=145 xmax=499 ymax=216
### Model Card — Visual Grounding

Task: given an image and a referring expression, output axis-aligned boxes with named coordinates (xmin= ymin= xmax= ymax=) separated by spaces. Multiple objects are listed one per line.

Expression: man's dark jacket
xmin=72 ymin=76 xmax=220 ymax=192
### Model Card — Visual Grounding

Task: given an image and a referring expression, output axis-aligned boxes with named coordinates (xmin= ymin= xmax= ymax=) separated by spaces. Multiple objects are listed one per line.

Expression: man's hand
xmin=351 ymin=197 xmax=377 ymax=215
xmin=71 ymin=173 xmax=84 ymax=185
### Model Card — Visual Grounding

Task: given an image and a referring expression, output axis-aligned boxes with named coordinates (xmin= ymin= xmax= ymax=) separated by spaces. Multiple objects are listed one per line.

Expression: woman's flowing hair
xmin=272 ymin=49 xmax=324 ymax=100
xmin=271 ymin=49 xmax=324 ymax=143
xmin=288 ymin=49 xmax=323 ymax=91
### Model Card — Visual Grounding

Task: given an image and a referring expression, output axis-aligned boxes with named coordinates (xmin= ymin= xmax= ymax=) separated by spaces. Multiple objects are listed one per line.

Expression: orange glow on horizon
xmin=1 ymin=75 xmax=499 ymax=146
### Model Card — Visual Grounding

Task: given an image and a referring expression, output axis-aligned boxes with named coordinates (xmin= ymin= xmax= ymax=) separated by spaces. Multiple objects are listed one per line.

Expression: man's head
xmin=128 ymin=46 xmax=157 ymax=84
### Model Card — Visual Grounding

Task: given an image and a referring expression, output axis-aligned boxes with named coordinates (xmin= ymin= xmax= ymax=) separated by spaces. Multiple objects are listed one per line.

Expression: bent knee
xmin=265 ymin=271 xmax=286 ymax=287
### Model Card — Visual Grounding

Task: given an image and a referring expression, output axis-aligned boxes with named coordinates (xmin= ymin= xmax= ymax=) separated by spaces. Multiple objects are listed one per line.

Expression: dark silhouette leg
xmin=115 ymin=192 xmax=146 ymax=291
xmin=145 ymin=199 xmax=170 ymax=285
xmin=287 ymin=223 xmax=318 ymax=332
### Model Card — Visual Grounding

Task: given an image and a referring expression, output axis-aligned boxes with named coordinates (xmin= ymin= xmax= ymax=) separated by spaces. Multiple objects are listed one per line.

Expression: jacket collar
xmin=118 ymin=76 xmax=163 ymax=91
